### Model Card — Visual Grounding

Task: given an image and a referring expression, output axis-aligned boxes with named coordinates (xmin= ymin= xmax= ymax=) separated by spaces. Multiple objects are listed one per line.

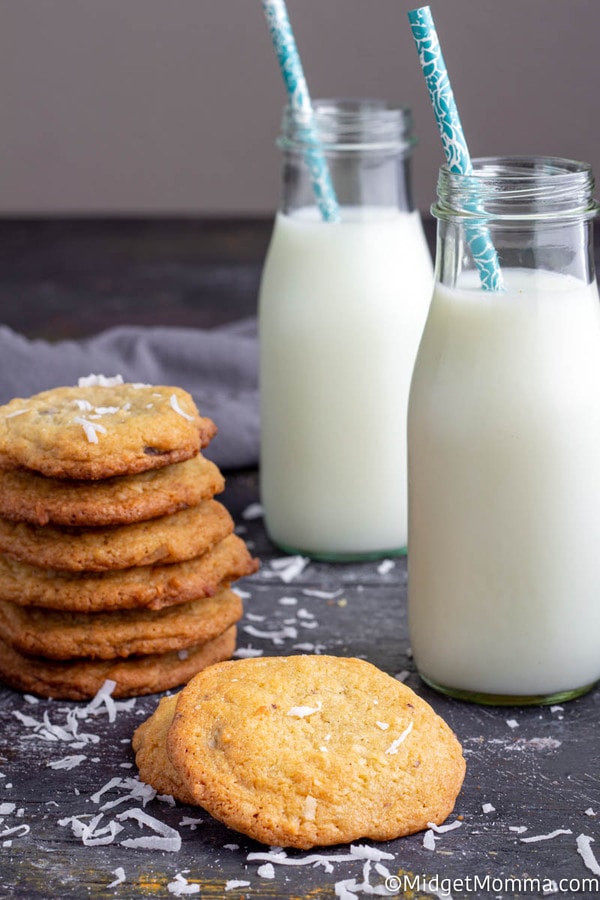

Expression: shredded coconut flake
xmin=94 ymin=405 xmax=120 ymax=415
xmin=267 ymin=556 xmax=309 ymax=583
xmin=233 ymin=646 xmax=264 ymax=658
xmin=577 ymin=834 xmax=600 ymax=875
xmin=385 ymin=721 xmax=413 ymax=754
xmin=293 ymin=642 xmax=327 ymax=654
xmin=377 ymin=559 xmax=395 ymax=575
xmin=5 ymin=408 xmax=29 ymax=418
xmin=48 ymin=754 xmax=87 ymax=771
xmin=180 ymin=816 xmax=204 ymax=829
xmin=225 ymin=881 xmax=251 ymax=892
xmin=78 ymin=374 xmax=124 ymax=387
xmin=427 ymin=819 xmax=462 ymax=834
xmin=74 ymin=417 xmax=107 ymax=444
xmin=0 ymin=824 xmax=30 ymax=839
xmin=59 ymin=812 xmax=123 ymax=847
xmin=92 ymin=776 xmax=156 ymax=812
xmin=169 ymin=393 xmax=195 ymax=421
xmin=520 ymin=828 xmax=572 ymax=843
xmin=423 ymin=829 xmax=437 ymax=850
xmin=117 ymin=808 xmax=181 ymax=852
xmin=303 ymin=795 xmax=317 ymax=821
xmin=302 ymin=588 xmax=343 ymax=599
xmin=242 ymin=502 xmax=264 ymax=520
xmin=482 ymin=803 xmax=495 ymax=814
xmin=257 ymin=863 xmax=275 ymax=879
xmin=287 ymin=701 xmax=322 ymax=718
xmin=12 ymin=681 xmax=130 ymax=746
xmin=168 ymin=873 xmax=201 ymax=896
xmin=243 ymin=623 xmax=298 ymax=644
xmin=108 ymin=868 xmax=126 ymax=888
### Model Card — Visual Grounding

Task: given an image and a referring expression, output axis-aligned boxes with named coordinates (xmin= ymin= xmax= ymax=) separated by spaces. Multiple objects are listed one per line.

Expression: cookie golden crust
xmin=132 ymin=694 xmax=196 ymax=805
xmin=0 ymin=455 xmax=224 ymax=527
xmin=0 ymin=500 xmax=234 ymax=572
xmin=0 ymin=585 xmax=242 ymax=660
xmin=0 ymin=534 xmax=258 ymax=612
xmin=167 ymin=655 xmax=466 ymax=849
xmin=0 ymin=625 xmax=237 ymax=700
xmin=0 ymin=383 xmax=216 ymax=479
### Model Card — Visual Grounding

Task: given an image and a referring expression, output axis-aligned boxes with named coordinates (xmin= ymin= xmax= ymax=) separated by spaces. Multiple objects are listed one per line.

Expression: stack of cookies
xmin=0 ymin=377 xmax=258 ymax=700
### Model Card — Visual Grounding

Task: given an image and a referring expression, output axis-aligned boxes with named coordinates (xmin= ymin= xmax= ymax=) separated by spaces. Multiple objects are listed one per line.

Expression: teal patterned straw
xmin=408 ymin=6 xmax=503 ymax=291
xmin=261 ymin=0 xmax=340 ymax=223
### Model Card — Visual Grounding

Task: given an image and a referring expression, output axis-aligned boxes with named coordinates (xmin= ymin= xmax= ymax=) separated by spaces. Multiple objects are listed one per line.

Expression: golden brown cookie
xmin=167 ymin=655 xmax=466 ymax=849
xmin=0 ymin=381 xmax=216 ymax=479
xmin=0 ymin=455 xmax=224 ymax=527
xmin=0 ymin=585 xmax=242 ymax=660
xmin=0 ymin=500 xmax=233 ymax=571
xmin=0 ymin=534 xmax=258 ymax=612
xmin=132 ymin=694 xmax=195 ymax=804
xmin=0 ymin=625 xmax=237 ymax=700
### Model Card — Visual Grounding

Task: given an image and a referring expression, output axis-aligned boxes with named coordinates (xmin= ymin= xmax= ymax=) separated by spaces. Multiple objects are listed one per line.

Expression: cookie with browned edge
xmin=0 ymin=500 xmax=233 ymax=571
xmin=0 ymin=455 xmax=224 ymax=527
xmin=132 ymin=694 xmax=195 ymax=804
xmin=0 ymin=380 xmax=216 ymax=479
xmin=167 ymin=655 xmax=466 ymax=849
xmin=0 ymin=625 xmax=237 ymax=700
xmin=0 ymin=585 xmax=242 ymax=660
xmin=0 ymin=534 xmax=257 ymax=612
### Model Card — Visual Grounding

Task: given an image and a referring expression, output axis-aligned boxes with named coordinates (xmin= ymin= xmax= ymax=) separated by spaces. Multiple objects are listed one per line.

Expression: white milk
xmin=259 ymin=206 xmax=433 ymax=558
xmin=408 ymin=267 xmax=600 ymax=698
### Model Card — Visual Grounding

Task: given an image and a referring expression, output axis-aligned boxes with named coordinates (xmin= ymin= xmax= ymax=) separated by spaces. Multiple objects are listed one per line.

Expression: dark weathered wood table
xmin=0 ymin=219 xmax=598 ymax=900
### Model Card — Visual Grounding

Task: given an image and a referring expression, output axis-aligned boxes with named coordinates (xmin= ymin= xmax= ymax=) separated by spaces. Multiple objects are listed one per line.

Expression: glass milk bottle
xmin=259 ymin=99 xmax=433 ymax=561
xmin=408 ymin=156 xmax=600 ymax=705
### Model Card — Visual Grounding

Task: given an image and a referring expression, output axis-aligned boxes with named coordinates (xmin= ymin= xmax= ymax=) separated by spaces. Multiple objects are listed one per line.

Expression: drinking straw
xmin=408 ymin=6 xmax=503 ymax=291
xmin=261 ymin=0 xmax=340 ymax=223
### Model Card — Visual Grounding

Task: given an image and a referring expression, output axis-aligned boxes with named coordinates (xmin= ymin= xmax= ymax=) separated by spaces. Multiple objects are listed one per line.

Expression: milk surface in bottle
xmin=408 ymin=156 xmax=600 ymax=705
xmin=259 ymin=100 xmax=433 ymax=560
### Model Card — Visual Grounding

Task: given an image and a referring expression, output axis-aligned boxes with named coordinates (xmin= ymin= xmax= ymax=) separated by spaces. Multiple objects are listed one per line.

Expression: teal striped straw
xmin=261 ymin=0 xmax=340 ymax=223
xmin=408 ymin=6 xmax=503 ymax=291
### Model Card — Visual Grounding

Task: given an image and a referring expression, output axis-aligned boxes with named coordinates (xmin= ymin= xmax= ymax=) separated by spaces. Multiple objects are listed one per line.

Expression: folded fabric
xmin=0 ymin=318 xmax=259 ymax=471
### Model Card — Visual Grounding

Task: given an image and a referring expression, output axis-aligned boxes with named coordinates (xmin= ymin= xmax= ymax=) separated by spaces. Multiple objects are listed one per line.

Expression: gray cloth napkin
xmin=0 ymin=318 xmax=259 ymax=471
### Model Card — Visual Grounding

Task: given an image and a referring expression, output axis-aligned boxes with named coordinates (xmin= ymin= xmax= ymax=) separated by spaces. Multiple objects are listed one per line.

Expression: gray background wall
xmin=0 ymin=0 xmax=598 ymax=216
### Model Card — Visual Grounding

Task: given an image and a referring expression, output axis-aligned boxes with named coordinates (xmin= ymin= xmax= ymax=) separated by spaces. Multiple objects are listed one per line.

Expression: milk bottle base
xmin=271 ymin=537 xmax=407 ymax=563
xmin=418 ymin=673 xmax=598 ymax=707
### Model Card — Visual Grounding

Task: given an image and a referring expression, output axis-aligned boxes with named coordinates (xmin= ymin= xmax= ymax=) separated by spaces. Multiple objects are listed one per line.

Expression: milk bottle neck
xmin=432 ymin=156 xmax=600 ymax=288
xmin=276 ymin=98 xmax=417 ymax=217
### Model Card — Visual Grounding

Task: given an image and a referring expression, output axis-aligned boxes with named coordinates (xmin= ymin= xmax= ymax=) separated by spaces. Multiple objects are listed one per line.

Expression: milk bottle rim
xmin=432 ymin=155 xmax=600 ymax=223
xmin=277 ymin=97 xmax=417 ymax=154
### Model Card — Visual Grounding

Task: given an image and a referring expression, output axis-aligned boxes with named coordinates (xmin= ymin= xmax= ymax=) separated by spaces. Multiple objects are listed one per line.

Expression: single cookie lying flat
xmin=0 ymin=455 xmax=224 ymax=527
xmin=167 ymin=655 xmax=466 ymax=848
xmin=0 ymin=500 xmax=233 ymax=571
xmin=0 ymin=534 xmax=258 ymax=612
xmin=0 ymin=585 xmax=242 ymax=660
xmin=0 ymin=625 xmax=237 ymax=700
xmin=132 ymin=694 xmax=195 ymax=805
xmin=0 ymin=381 xmax=216 ymax=479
